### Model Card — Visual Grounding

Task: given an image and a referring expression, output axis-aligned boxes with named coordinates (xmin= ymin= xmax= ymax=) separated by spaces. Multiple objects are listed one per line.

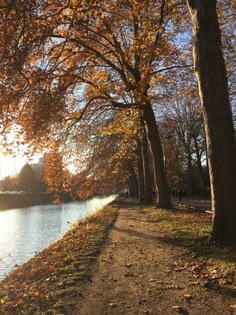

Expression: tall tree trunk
xmin=186 ymin=0 xmax=236 ymax=241
xmin=128 ymin=165 xmax=139 ymax=198
xmin=193 ymin=133 xmax=207 ymax=196
xmin=186 ymin=151 xmax=193 ymax=195
xmin=141 ymin=130 xmax=154 ymax=202
xmin=143 ymin=101 xmax=171 ymax=208
xmin=137 ymin=139 xmax=145 ymax=200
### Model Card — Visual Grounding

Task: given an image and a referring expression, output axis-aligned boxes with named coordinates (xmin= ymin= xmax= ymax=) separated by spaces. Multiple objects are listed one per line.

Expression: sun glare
xmin=0 ymin=153 xmax=24 ymax=180
xmin=0 ymin=153 xmax=40 ymax=180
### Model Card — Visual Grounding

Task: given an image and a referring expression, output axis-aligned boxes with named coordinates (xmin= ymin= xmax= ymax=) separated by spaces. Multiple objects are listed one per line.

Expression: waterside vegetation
xmin=0 ymin=202 xmax=118 ymax=314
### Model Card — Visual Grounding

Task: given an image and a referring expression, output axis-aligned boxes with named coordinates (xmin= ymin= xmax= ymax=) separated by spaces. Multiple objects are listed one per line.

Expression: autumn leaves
xmin=0 ymin=1 xmax=235 ymax=241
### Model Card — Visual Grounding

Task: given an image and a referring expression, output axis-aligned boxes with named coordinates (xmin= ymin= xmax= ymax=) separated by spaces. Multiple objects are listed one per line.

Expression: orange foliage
xmin=44 ymin=148 xmax=71 ymax=194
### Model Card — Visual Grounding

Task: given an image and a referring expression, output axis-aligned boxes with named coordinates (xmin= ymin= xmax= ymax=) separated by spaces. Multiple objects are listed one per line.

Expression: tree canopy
xmin=0 ymin=0 xmax=235 ymax=241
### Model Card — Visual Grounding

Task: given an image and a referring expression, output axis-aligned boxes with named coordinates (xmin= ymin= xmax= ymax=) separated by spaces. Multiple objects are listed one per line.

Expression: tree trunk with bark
xmin=186 ymin=0 xmax=236 ymax=242
xmin=193 ymin=133 xmax=207 ymax=196
xmin=143 ymin=101 xmax=171 ymax=208
xmin=137 ymin=139 xmax=145 ymax=200
xmin=186 ymin=151 xmax=193 ymax=195
xmin=128 ymin=166 xmax=139 ymax=198
xmin=141 ymin=131 xmax=155 ymax=202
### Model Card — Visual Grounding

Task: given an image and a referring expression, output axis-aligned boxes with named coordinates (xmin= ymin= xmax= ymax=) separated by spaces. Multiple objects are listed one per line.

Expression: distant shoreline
xmin=0 ymin=192 xmax=53 ymax=211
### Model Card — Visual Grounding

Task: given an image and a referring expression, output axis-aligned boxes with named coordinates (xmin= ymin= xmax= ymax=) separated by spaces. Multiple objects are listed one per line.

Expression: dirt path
xmin=72 ymin=200 xmax=235 ymax=315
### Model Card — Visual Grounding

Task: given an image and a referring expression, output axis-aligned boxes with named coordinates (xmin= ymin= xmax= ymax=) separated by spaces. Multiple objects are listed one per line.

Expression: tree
xmin=30 ymin=157 xmax=47 ymax=192
xmin=160 ymin=91 xmax=207 ymax=196
xmin=137 ymin=130 xmax=154 ymax=202
xmin=70 ymin=130 xmax=132 ymax=199
xmin=18 ymin=163 xmax=35 ymax=192
xmin=186 ymin=0 xmax=236 ymax=242
xmin=1 ymin=0 xmax=235 ymax=240
xmin=80 ymin=109 xmax=140 ymax=197
xmin=0 ymin=175 xmax=19 ymax=192
xmin=44 ymin=148 xmax=71 ymax=201
xmin=1 ymin=0 xmax=182 ymax=208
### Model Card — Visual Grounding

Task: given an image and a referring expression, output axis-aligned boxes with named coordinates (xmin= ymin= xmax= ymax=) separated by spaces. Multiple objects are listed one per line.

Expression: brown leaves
xmin=44 ymin=148 xmax=71 ymax=194
xmin=0 ymin=204 xmax=118 ymax=313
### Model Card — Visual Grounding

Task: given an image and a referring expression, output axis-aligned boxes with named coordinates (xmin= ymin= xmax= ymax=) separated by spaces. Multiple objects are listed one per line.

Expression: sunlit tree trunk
xmin=137 ymin=139 xmax=145 ymax=200
xmin=143 ymin=101 xmax=171 ymax=208
xmin=187 ymin=0 xmax=236 ymax=241
xmin=141 ymin=130 xmax=154 ymax=202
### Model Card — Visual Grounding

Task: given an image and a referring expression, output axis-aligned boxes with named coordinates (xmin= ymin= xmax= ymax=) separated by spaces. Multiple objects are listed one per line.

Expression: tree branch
xmin=151 ymin=64 xmax=193 ymax=75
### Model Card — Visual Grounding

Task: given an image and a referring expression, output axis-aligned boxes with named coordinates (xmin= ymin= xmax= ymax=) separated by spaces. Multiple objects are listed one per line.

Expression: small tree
xmin=44 ymin=149 xmax=71 ymax=202
xmin=0 ymin=176 xmax=19 ymax=192
xmin=18 ymin=163 xmax=35 ymax=192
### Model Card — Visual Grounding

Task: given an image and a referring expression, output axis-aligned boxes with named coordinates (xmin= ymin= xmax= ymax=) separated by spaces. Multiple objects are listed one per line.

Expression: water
xmin=0 ymin=195 xmax=117 ymax=279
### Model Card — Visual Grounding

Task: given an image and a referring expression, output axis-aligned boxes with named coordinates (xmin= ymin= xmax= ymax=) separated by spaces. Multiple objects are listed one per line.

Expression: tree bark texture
xmin=141 ymin=131 xmax=155 ymax=202
xmin=193 ymin=133 xmax=207 ymax=196
xmin=137 ymin=139 xmax=145 ymax=200
xmin=187 ymin=151 xmax=193 ymax=195
xmin=143 ymin=102 xmax=171 ymax=208
xmin=128 ymin=166 xmax=139 ymax=198
xmin=186 ymin=0 xmax=236 ymax=241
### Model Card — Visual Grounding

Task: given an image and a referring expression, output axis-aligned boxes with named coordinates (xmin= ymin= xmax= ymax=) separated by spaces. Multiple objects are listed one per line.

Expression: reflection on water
xmin=0 ymin=195 xmax=117 ymax=279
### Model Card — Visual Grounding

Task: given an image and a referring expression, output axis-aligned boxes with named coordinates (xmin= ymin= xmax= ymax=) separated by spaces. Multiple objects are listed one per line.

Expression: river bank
xmin=0 ymin=198 xmax=235 ymax=314
xmin=0 ymin=193 xmax=53 ymax=211
xmin=0 ymin=195 xmax=117 ymax=279
xmin=0 ymin=200 xmax=119 ymax=314
xmin=0 ymin=192 xmax=114 ymax=211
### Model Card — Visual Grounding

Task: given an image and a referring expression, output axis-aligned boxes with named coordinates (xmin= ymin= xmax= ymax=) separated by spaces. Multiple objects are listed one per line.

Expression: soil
xmin=70 ymin=199 xmax=236 ymax=315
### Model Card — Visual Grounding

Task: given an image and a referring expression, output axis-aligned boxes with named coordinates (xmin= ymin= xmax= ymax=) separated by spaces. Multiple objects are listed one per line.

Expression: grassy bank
xmin=0 ymin=201 xmax=119 ymax=314
xmin=144 ymin=206 xmax=236 ymax=286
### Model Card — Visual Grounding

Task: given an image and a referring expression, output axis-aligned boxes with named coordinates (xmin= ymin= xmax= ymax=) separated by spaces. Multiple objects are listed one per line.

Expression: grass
xmin=144 ymin=205 xmax=236 ymax=285
xmin=0 ymin=202 xmax=119 ymax=315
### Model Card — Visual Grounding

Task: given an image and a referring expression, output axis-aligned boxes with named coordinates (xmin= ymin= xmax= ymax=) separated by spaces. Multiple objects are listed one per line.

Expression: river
xmin=0 ymin=195 xmax=117 ymax=279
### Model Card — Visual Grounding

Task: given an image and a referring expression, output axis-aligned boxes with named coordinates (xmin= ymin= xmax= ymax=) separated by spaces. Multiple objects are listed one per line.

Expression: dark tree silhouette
xmin=18 ymin=164 xmax=35 ymax=192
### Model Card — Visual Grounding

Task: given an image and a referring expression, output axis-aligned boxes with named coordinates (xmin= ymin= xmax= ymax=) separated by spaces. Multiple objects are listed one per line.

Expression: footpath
xmin=72 ymin=199 xmax=236 ymax=315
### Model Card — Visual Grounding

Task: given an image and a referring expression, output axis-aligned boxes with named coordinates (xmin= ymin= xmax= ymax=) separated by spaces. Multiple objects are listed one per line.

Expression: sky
xmin=0 ymin=153 xmax=40 ymax=180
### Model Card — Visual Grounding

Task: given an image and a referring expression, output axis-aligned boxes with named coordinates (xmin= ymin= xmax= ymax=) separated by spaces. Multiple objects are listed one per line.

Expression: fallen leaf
xmin=124 ymin=272 xmax=134 ymax=277
xmin=0 ymin=298 xmax=6 ymax=305
xmin=125 ymin=263 xmax=132 ymax=268
xmin=34 ymin=291 xmax=40 ymax=297
xmin=148 ymin=278 xmax=158 ymax=282
xmin=183 ymin=294 xmax=192 ymax=300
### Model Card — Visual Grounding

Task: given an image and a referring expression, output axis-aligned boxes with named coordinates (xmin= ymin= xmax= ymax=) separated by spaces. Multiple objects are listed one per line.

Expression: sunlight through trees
xmin=0 ymin=0 xmax=235 ymax=241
